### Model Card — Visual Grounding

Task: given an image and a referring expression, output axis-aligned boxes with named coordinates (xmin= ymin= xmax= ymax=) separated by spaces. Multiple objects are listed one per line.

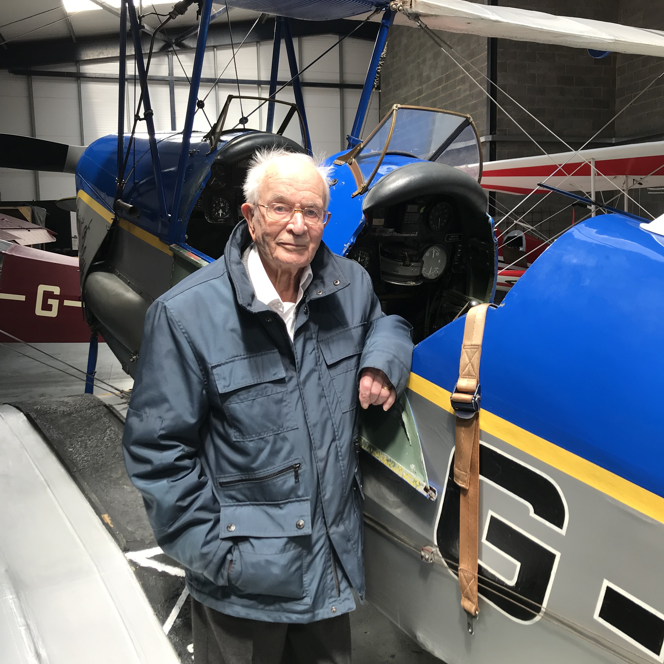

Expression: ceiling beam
xmin=8 ymin=66 xmax=366 ymax=90
xmin=174 ymin=6 xmax=227 ymax=45
xmin=65 ymin=15 xmax=77 ymax=43
xmin=0 ymin=18 xmax=378 ymax=70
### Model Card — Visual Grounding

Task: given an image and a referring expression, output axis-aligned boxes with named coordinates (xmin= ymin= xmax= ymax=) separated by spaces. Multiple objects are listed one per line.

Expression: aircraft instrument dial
xmin=209 ymin=197 xmax=231 ymax=222
xmin=422 ymin=244 xmax=447 ymax=280
xmin=428 ymin=201 xmax=453 ymax=232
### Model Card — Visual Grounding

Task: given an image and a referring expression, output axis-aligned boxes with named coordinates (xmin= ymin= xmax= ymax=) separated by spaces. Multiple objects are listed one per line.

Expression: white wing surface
xmin=356 ymin=0 xmax=664 ymax=58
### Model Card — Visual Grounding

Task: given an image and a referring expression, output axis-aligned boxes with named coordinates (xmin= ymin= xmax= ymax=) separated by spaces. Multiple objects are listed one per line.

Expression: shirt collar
xmin=226 ymin=221 xmax=350 ymax=313
xmin=243 ymin=243 xmax=313 ymax=309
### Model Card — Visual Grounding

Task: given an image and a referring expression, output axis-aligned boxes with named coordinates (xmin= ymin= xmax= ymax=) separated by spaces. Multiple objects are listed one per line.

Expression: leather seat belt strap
xmin=450 ymin=303 xmax=490 ymax=626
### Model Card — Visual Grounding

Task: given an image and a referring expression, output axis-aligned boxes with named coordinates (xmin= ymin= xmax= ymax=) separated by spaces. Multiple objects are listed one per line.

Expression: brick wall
xmin=380 ymin=25 xmax=488 ymax=133
xmin=615 ymin=1 xmax=664 ymax=139
xmin=377 ymin=0 xmax=664 ymax=234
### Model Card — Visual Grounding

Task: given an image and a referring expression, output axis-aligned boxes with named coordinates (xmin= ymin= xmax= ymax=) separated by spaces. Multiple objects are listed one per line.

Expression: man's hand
xmin=358 ymin=368 xmax=396 ymax=411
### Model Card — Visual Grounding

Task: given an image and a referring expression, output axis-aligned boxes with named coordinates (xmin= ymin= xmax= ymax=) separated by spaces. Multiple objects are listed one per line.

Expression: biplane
xmin=2 ymin=1 xmax=664 ymax=663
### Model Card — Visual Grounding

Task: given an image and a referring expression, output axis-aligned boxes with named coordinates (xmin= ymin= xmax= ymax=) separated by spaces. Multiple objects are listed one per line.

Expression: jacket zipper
xmin=218 ymin=462 xmax=300 ymax=487
xmin=279 ymin=310 xmax=341 ymax=598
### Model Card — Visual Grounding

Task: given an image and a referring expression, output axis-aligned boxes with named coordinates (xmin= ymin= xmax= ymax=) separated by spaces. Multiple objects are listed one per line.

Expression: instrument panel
xmin=349 ymin=195 xmax=472 ymax=341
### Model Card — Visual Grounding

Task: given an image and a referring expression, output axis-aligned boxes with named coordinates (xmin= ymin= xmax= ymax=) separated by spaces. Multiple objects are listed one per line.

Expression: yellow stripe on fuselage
xmin=77 ymin=188 xmax=113 ymax=223
xmin=408 ymin=373 xmax=664 ymax=526
xmin=76 ymin=189 xmax=172 ymax=256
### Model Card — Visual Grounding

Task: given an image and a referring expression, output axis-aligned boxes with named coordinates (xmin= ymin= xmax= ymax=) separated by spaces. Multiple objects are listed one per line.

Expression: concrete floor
xmin=0 ymin=342 xmax=133 ymax=403
xmin=0 ymin=346 xmax=445 ymax=664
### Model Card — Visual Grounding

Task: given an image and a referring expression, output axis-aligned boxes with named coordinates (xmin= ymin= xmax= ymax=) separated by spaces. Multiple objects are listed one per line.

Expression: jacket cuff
xmin=359 ymin=352 xmax=411 ymax=396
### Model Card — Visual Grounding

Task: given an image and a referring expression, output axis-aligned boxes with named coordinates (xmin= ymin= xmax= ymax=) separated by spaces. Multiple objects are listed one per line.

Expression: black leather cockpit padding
xmin=214 ymin=131 xmax=306 ymax=166
xmin=363 ymin=162 xmax=488 ymax=218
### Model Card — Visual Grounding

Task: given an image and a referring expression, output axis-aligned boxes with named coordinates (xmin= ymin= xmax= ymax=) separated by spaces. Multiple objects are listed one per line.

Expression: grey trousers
xmin=192 ymin=598 xmax=352 ymax=664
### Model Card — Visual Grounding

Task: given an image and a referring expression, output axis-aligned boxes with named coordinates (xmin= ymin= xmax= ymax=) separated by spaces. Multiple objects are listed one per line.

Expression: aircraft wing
xmin=0 ymin=212 xmax=57 ymax=246
xmin=480 ymin=141 xmax=664 ymax=195
xmin=347 ymin=0 xmax=664 ymax=58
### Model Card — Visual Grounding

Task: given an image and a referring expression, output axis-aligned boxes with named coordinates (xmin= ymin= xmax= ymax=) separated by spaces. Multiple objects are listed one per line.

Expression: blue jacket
xmin=123 ymin=221 xmax=413 ymax=623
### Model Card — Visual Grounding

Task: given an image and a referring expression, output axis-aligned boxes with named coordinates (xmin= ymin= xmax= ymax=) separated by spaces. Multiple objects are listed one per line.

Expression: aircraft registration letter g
xmin=36 ymin=285 xmax=60 ymax=317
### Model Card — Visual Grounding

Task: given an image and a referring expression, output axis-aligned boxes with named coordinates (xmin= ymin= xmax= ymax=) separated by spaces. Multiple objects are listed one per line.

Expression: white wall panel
xmin=258 ymin=39 xmax=294 ymax=83
xmin=175 ymin=49 xmax=216 ymax=79
xmin=80 ymin=60 xmax=122 ymax=75
xmin=32 ymin=78 xmax=80 ymax=146
xmin=0 ymin=72 xmax=31 ymax=136
xmin=81 ymin=80 xmax=119 ymax=144
xmin=303 ymin=88 xmax=341 ymax=159
xmin=300 ymin=36 xmax=339 ymax=83
xmin=217 ymin=43 xmax=259 ymax=81
xmin=0 ymin=36 xmax=379 ymax=203
xmin=147 ymin=54 xmax=170 ymax=77
xmin=0 ymin=73 xmax=34 ymax=201
xmin=342 ymin=38 xmax=374 ymax=85
xmin=38 ymin=173 xmax=76 ymax=200
xmin=0 ymin=168 xmax=35 ymax=202
xmin=146 ymin=83 xmax=172 ymax=133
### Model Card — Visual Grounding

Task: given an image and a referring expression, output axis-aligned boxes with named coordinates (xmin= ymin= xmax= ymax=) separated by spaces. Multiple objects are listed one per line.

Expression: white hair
xmin=243 ymin=147 xmax=333 ymax=209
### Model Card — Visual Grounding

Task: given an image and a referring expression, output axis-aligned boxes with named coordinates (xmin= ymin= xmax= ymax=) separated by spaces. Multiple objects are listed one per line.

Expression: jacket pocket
xmin=213 ymin=351 xmax=297 ymax=441
xmin=220 ymin=499 xmax=312 ymax=600
xmin=319 ymin=323 xmax=367 ymax=413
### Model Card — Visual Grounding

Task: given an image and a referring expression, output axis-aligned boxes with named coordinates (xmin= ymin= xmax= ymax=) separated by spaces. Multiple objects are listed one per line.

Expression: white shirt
xmin=242 ymin=243 xmax=313 ymax=340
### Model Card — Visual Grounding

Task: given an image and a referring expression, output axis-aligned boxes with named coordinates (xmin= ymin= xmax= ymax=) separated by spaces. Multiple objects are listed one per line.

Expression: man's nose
xmin=288 ymin=210 xmax=307 ymax=234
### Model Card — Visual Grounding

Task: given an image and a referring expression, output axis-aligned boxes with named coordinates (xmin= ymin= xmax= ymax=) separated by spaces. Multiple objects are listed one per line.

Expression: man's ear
xmin=241 ymin=203 xmax=257 ymax=240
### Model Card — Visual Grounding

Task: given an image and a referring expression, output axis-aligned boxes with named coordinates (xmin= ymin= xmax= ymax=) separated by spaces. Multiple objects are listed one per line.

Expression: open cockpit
xmin=183 ymin=102 xmax=496 ymax=343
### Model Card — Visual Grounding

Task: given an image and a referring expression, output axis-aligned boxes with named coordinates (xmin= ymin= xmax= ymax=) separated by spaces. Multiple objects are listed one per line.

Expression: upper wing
xmin=349 ymin=0 xmax=664 ymax=58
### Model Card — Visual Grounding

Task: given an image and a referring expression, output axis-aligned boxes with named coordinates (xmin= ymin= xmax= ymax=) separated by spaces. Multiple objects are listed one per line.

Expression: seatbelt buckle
xmin=450 ymin=384 xmax=481 ymax=420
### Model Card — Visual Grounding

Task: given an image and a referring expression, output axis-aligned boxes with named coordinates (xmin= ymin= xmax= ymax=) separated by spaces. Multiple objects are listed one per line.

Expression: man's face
xmin=242 ymin=161 xmax=327 ymax=275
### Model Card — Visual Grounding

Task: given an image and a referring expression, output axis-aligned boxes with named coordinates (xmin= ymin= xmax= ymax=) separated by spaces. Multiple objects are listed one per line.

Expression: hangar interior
xmin=2 ymin=2 xmax=664 ymax=664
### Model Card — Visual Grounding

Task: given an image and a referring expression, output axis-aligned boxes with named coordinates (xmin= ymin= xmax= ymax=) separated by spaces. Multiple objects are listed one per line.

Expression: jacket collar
xmin=225 ymin=220 xmax=350 ymax=313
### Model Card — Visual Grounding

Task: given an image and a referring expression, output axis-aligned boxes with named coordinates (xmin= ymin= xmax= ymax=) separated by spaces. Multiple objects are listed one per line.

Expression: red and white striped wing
xmin=481 ymin=141 xmax=664 ymax=195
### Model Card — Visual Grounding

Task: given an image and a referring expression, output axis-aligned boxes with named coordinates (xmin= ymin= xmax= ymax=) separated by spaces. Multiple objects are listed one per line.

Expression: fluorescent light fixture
xmin=64 ymin=0 xmax=173 ymax=13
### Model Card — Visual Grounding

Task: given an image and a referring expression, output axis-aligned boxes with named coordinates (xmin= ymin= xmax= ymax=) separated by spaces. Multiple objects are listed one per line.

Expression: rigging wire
xmin=0 ymin=335 xmax=129 ymax=397
xmin=0 ymin=6 xmax=61 ymax=31
xmin=0 ymin=14 xmax=73 ymax=45
xmin=200 ymin=15 xmax=262 ymax=103
xmin=227 ymin=10 xmax=380 ymax=132
xmin=497 ymin=200 xmax=577 ymax=247
xmin=223 ymin=0 xmax=245 ymax=123
xmin=364 ymin=516 xmax=654 ymax=664
xmin=409 ymin=15 xmax=659 ymax=225
xmin=497 ymin=188 xmax=625 ymax=273
xmin=414 ymin=16 xmax=656 ymax=223
xmin=497 ymin=186 xmax=625 ymax=274
xmin=117 ymin=11 xmax=174 ymax=195
xmin=148 ymin=4 xmax=213 ymax=129
xmin=498 ymin=193 xmax=622 ymax=274
xmin=412 ymin=19 xmax=612 ymax=207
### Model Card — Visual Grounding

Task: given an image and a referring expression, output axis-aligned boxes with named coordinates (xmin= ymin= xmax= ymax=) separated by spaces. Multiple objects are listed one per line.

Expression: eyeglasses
xmin=257 ymin=202 xmax=330 ymax=227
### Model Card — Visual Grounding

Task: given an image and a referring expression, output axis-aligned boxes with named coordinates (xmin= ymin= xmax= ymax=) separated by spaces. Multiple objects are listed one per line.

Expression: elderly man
xmin=123 ymin=148 xmax=413 ymax=664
